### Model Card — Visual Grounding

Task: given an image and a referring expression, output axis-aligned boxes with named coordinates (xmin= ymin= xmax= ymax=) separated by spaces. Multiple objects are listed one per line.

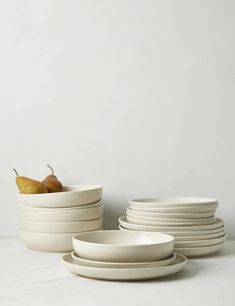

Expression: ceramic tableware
xmin=62 ymin=253 xmax=187 ymax=281
xmin=73 ymin=230 xmax=174 ymax=262
xmin=71 ymin=251 xmax=177 ymax=268
xmin=18 ymin=185 xmax=103 ymax=208
xmin=175 ymin=242 xmax=225 ymax=257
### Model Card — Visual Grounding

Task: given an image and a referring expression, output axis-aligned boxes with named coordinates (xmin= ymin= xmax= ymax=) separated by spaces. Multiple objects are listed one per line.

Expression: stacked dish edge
xmin=18 ymin=185 xmax=103 ymax=252
xmin=119 ymin=197 xmax=226 ymax=257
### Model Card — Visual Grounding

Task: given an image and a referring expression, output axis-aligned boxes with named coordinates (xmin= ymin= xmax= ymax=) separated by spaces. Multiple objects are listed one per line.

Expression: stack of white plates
xmin=119 ymin=197 xmax=226 ymax=257
xmin=62 ymin=230 xmax=187 ymax=281
xmin=18 ymin=185 xmax=103 ymax=252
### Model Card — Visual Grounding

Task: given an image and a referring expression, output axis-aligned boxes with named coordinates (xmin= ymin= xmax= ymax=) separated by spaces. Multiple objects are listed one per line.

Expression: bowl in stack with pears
xmin=14 ymin=165 xmax=103 ymax=252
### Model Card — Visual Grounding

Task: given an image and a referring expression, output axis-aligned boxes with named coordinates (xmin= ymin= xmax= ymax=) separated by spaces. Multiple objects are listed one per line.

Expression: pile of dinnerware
xmin=18 ymin=185 xmax=103 ymax=252
xmin=62 ymin=230 xmax=187 ymax=281
xmin=119 ymin=197 xmax=226 ymax=257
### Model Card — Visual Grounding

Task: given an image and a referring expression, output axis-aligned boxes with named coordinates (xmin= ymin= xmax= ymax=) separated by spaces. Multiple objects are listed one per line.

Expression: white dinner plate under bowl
xmin=18 ymin=185 xmax=103 ymax=208
xmin=126 ymin=208 xmax=215 ymax=219
xmin=119 ymin=224 xmax=225 ymax=237
xmin=19 ymin=218 xmax=103 ymax=234
xmin=126 ymin=215 xmax=216 ymax=226
xmin=175 ymin=235 xmax=226 ymax=248
xmin=129 ymin=205 xmax=217 ymax=214
xmin=175 ymin=242 xmax=225 ymax=257
xmin=119 ymin=216 xmax=224 ymax=232
xmin=62 ymin=253 xmax=187 ymax=281
xmin=129 ymin=198 xmax=218 ymax=208
xmin=71 ymin=251 xmax=176 ymax=268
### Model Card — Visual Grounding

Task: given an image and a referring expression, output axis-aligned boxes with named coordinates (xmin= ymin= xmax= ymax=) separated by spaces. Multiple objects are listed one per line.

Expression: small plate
xmin=126 ymin=214 xmax=216 ymax=226
xmin=71 ymin=251 xmax=176 ymax=268
xmin=119 ymin=216 xmax=224 ymax=232
xmin=62 ymin=253 xmax=187 ymax=281
xmin=127 ymin=208 xmax=215 ymax=219
xmin=175 ymin=242 xmax=225 ymax=257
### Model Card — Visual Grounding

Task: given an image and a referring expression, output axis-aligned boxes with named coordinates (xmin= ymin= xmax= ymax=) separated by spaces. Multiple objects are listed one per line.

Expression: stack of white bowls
xmin=119 ymin=197 xmax=226 ymax=257
xmin=62 ymin=230 xmax=187 ymax=281
xmin=18 ymin=185 xmax=103 ymax=252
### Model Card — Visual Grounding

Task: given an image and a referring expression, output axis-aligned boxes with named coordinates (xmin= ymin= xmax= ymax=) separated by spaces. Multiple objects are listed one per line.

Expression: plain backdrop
xmin=0 ymin=0 xmax=234 ymax=237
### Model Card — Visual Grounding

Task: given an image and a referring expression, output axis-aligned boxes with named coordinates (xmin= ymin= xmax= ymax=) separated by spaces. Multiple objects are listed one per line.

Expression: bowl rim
xmin=17 ymin=184 xmax=103 ymax=197
xmin=73 ymin=230 xmax=175 ymax=247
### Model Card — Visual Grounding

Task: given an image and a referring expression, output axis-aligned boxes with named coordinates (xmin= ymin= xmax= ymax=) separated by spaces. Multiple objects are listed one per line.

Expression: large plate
xmin=62 ymin=253 xmax=187 ymax=281
xmin=119 ymin=224 xmax=225 ymax=237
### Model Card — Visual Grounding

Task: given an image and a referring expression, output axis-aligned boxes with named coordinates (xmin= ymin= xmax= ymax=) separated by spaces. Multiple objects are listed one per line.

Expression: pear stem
xmin=13 ymin=168 xmax=19 ymax=177
xmin=47 ymin=164 xmax=54 ymax=176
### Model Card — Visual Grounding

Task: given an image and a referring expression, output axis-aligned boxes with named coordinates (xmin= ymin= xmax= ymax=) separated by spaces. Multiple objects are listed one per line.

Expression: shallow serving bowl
xmin=19 ymin=218 xmax=103 ymax=233
xmin=73 ymin=230 xmax=174 ymax=262
xmin=19 ymin=205 xmax=104 ymax=222
xmin=18 ymin=200 xmax=102 ymax=213
xmin=71 ymin=251 xmax=176 ymax=268
xmin=129 ymin=198 xmax=218 ymax=208
xmin=18 ymin=185 xmax=103 ymax=208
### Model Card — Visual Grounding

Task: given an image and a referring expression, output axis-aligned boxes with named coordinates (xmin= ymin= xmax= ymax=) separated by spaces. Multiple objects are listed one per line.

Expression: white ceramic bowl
xmin=18 ymin=200 xmax=102 ymax=213
xmin=126 ymin=215 xmax=216 ymax=226
xmin=71 ymin=251 xmax=177 ymax=268
xmin=18 ymin=185 xmax=103 ymax=208
xmin=127 ymin=208 xmax=215 ymax=219
xmin=19 ymin=205 xmax=103 ymax=222
xmin=129 ymin=198 xmax=218 ymax=208
xmin=119 ymin=216 xmax=224 ymax=232
xmin=73 ymin=230 xmax=175 ymax=262
xmin=19 ymin=231 xmax=75 ymax=252
xmin=19 ymin=218 xmax=103 ymax=233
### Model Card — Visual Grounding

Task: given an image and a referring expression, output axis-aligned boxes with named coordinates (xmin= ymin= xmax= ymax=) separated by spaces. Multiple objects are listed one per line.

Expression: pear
xmin=42 ymin=165 xmax=63 ymax=193
xmin=13 ymin=169 xmax=48 ymax=194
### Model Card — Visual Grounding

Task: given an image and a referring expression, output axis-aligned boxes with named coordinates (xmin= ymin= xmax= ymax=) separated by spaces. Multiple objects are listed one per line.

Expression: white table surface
xmin=0 ymin=238 xmax=234 ymax=306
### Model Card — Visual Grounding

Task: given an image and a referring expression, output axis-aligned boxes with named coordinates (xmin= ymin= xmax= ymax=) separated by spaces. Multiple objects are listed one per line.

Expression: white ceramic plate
xmin=175 ymin=242 xmax=225 ymax=257
xmin=62 ymin=253 xmax=187 ymax=281
xmin=126 ymin=214 xmax=216 ymax=226
xmin=174 ymin=230 xmax=226 ymax=241
xmin=19 ymin=205 xmax=104 ymax=222
xmin=129 ymin=205 xmax=217 ymax=213
xmin=119 ymin=224 xmax=225 ymax=237
xmin=71 ymin=251 xmax=176 ymax=268
xmin=18 ymin=185 xmax=103 ymax=208
xmin=129 ymin=198 xmax=218 ymax=208
xmin=73 ymin=230 xmax=174 ymax=262
xmin=119 ymin=216 xmax=224 ymax=232
xmin=175 ymin=235 xmax=226 ymax=248
xmin=127 ymin=208 xmax=215 ymax=219
xmin=19 ymin=218 xmax=103 ymax=233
